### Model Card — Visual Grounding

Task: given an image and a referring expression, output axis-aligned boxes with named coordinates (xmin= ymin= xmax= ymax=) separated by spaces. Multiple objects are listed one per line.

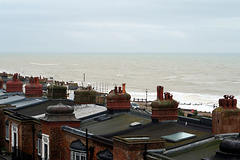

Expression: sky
xmin=0 ymin=0 xmax=240 ymax=53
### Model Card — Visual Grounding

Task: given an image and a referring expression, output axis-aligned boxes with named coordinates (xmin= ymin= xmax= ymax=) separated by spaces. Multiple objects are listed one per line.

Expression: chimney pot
xmin=157 ymin=86 xmax=164 ymax=100
xmin=122 ymin=83 xmax=126 ymax=93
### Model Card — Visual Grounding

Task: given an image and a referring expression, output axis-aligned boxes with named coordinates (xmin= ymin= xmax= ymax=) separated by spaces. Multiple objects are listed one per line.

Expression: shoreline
xmin=135 ymin=102 xmax=212 ymax=117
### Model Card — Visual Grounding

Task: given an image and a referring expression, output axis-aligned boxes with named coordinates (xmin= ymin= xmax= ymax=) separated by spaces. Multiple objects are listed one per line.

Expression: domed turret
xmin=6 ymin=73 xmax=23 ymax=92
xmin=46 ymin=102 xmax=74 ymax=114
xmin=151 ymin=86 xmax=179 ymax=123
xmin=106 ymin=83 xmax=131 ymax=114
xmin=219 ymin=134 xmax=240 ymax=155
xmin=25 ymin=77 xmax=43 ymax=97
xmin=41 ymin=102 xmax=78 ymax=122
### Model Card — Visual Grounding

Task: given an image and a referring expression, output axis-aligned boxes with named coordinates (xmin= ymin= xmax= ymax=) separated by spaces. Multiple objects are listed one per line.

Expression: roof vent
xmin=130 ymin=122 xmax=142 ymax=127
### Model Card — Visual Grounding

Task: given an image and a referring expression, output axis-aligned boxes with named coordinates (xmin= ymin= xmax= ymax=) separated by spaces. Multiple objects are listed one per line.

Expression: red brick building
xmin=0 ymin=85 xmax=215 ymax=160
xmin=212 ymin=95 xmax=240 ymax=134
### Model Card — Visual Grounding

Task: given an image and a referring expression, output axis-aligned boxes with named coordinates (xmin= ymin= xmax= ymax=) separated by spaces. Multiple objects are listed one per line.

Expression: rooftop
xmin=116 ymin=122 xmax=212 ymax=148
xmin=14 ymin=99 xmax=75 ymax=116
xmin=80 ymin=113 xmax=151 ymax=136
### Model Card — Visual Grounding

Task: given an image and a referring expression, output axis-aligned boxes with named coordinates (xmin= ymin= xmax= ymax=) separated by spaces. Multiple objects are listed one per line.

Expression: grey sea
xmin=1 ymin=53 xmax=239 ymax=112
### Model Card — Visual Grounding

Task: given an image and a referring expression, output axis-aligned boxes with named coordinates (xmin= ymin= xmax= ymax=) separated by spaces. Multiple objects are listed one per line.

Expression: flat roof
xmin=80 ymin=113 xmax=151 ymax=136
xmin=117 ymin=122 xmax=212 ymax=148
xmin=0 ymin=95 xmax=25 ymax=104
xmin=168 ymin=139 xmax=221 ymax=160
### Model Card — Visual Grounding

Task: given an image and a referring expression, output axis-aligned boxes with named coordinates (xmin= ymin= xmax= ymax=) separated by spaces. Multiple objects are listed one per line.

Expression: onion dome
xmin=41 ymin=102 xmax=78 ymax=122
xmin=46 ymin=102 xmax=74 ymax=114
xmin=219 ymin=133 xmax=240 ymax=155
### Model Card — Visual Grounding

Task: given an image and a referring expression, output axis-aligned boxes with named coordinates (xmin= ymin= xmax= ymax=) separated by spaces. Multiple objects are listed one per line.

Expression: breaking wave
xmin=30 ymin=63 xmax=59 ymax=66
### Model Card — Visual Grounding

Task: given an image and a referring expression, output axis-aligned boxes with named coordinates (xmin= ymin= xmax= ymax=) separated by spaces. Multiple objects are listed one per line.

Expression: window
xmin=36 ymin=131 xmax=42 ymax=156
xmin=11 ymin=124 xmax=18 ymax=150
xmin=71 ymin=151 xmax=86 ymax=160
xmin=37 ymin=138 xmax=42 ymax=155
xmin=41 ymin=134 xmax=49 ymax=160
xmin=70 ymin=139 xmax=87 ymax=160
xmin=80 ymin=153 xmax=86 ymax=160
xmin=5 ymin=120 xmax=9 ymax=140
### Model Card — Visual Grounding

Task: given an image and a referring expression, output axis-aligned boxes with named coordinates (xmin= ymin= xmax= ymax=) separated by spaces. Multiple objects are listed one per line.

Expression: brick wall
xmin=113 ymin=136 xmax=165 ymax=160
xmin=212 ymin=95 xmax=240 ymax=134
xmin=62 ymin=130 xmax=113 ymax=160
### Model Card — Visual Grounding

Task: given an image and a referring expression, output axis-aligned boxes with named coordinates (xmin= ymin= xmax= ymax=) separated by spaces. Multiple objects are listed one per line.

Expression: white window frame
xmin=80 ymin=153 xmax=86 ymax=160
xmin=41 ymin=133 xmax=49 ymax=160
xmin=5 ymin=122 xmax=9 ymax=140
xmin=11 ymin=124 xmax=18 ymax=150
xmin=71 ymin=150 xmax=86 ymax=160
xmin=37 ymin=138 xmax=42 ymax=156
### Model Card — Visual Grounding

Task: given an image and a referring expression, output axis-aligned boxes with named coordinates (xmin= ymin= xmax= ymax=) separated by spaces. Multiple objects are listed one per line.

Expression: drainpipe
xmin=31 ymin=124 xmax=36 ymax=160
xmin=86 ymin=129 xmax=88 ymax=160
xmin=143 ymin=144 xmax=147 ymax=160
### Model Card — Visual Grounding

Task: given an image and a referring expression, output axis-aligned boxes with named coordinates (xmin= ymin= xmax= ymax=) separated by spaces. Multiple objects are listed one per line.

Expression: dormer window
xmin=70 ymin=139 xmax=87 ymax=160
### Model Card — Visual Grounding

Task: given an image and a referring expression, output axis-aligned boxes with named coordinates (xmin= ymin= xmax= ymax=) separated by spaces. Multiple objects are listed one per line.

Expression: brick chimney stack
xmin=151 ymin=86 xmax=179 ymax=123
xmin=219 ymin=95 xmax=237 ymax=109
xmin=106 ymin=83 xmax=131 ymax=114
xmin=212 ymin=95 xmax=239 ymax=134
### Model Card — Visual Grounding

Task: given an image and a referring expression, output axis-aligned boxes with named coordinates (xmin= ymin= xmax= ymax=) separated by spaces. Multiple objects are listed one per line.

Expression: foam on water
xmin=1 ymin=53 xmax=240 ymax=112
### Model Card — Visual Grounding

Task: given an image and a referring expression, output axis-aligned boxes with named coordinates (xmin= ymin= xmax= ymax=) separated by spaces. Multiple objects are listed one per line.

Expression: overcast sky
xmin=0 ymin=0 xmax=240 ymax=53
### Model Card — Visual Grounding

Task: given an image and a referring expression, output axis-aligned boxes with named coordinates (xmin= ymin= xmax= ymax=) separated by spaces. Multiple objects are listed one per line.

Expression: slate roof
xmin=15 ymin=99 xmax=75 ymax=116
xmin=70 ymin=139 xmax=86 ymax=151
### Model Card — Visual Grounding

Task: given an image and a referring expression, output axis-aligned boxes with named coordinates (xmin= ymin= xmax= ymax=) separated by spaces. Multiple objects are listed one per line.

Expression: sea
xmin=0 ymin=53 xmax=240 ymax=112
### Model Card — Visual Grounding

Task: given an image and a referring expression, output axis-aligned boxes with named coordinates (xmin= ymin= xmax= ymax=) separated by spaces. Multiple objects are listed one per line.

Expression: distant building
xmin=212 ymin=95 xmax=239 ymax=134
xmin=0 ymin=85 xmax=221 ymax=160
xmin=6 ymin=73 xmax=23 ymax=93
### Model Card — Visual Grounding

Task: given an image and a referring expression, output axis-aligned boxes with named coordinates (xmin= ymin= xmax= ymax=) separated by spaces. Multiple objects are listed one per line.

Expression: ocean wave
xmin=30 ymin=63 xmax=59 ymax=66
xmin=129 ymin=91 xmax=222 ymax=112
xmin=116 ymin=74 xmax=124 ymax=77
